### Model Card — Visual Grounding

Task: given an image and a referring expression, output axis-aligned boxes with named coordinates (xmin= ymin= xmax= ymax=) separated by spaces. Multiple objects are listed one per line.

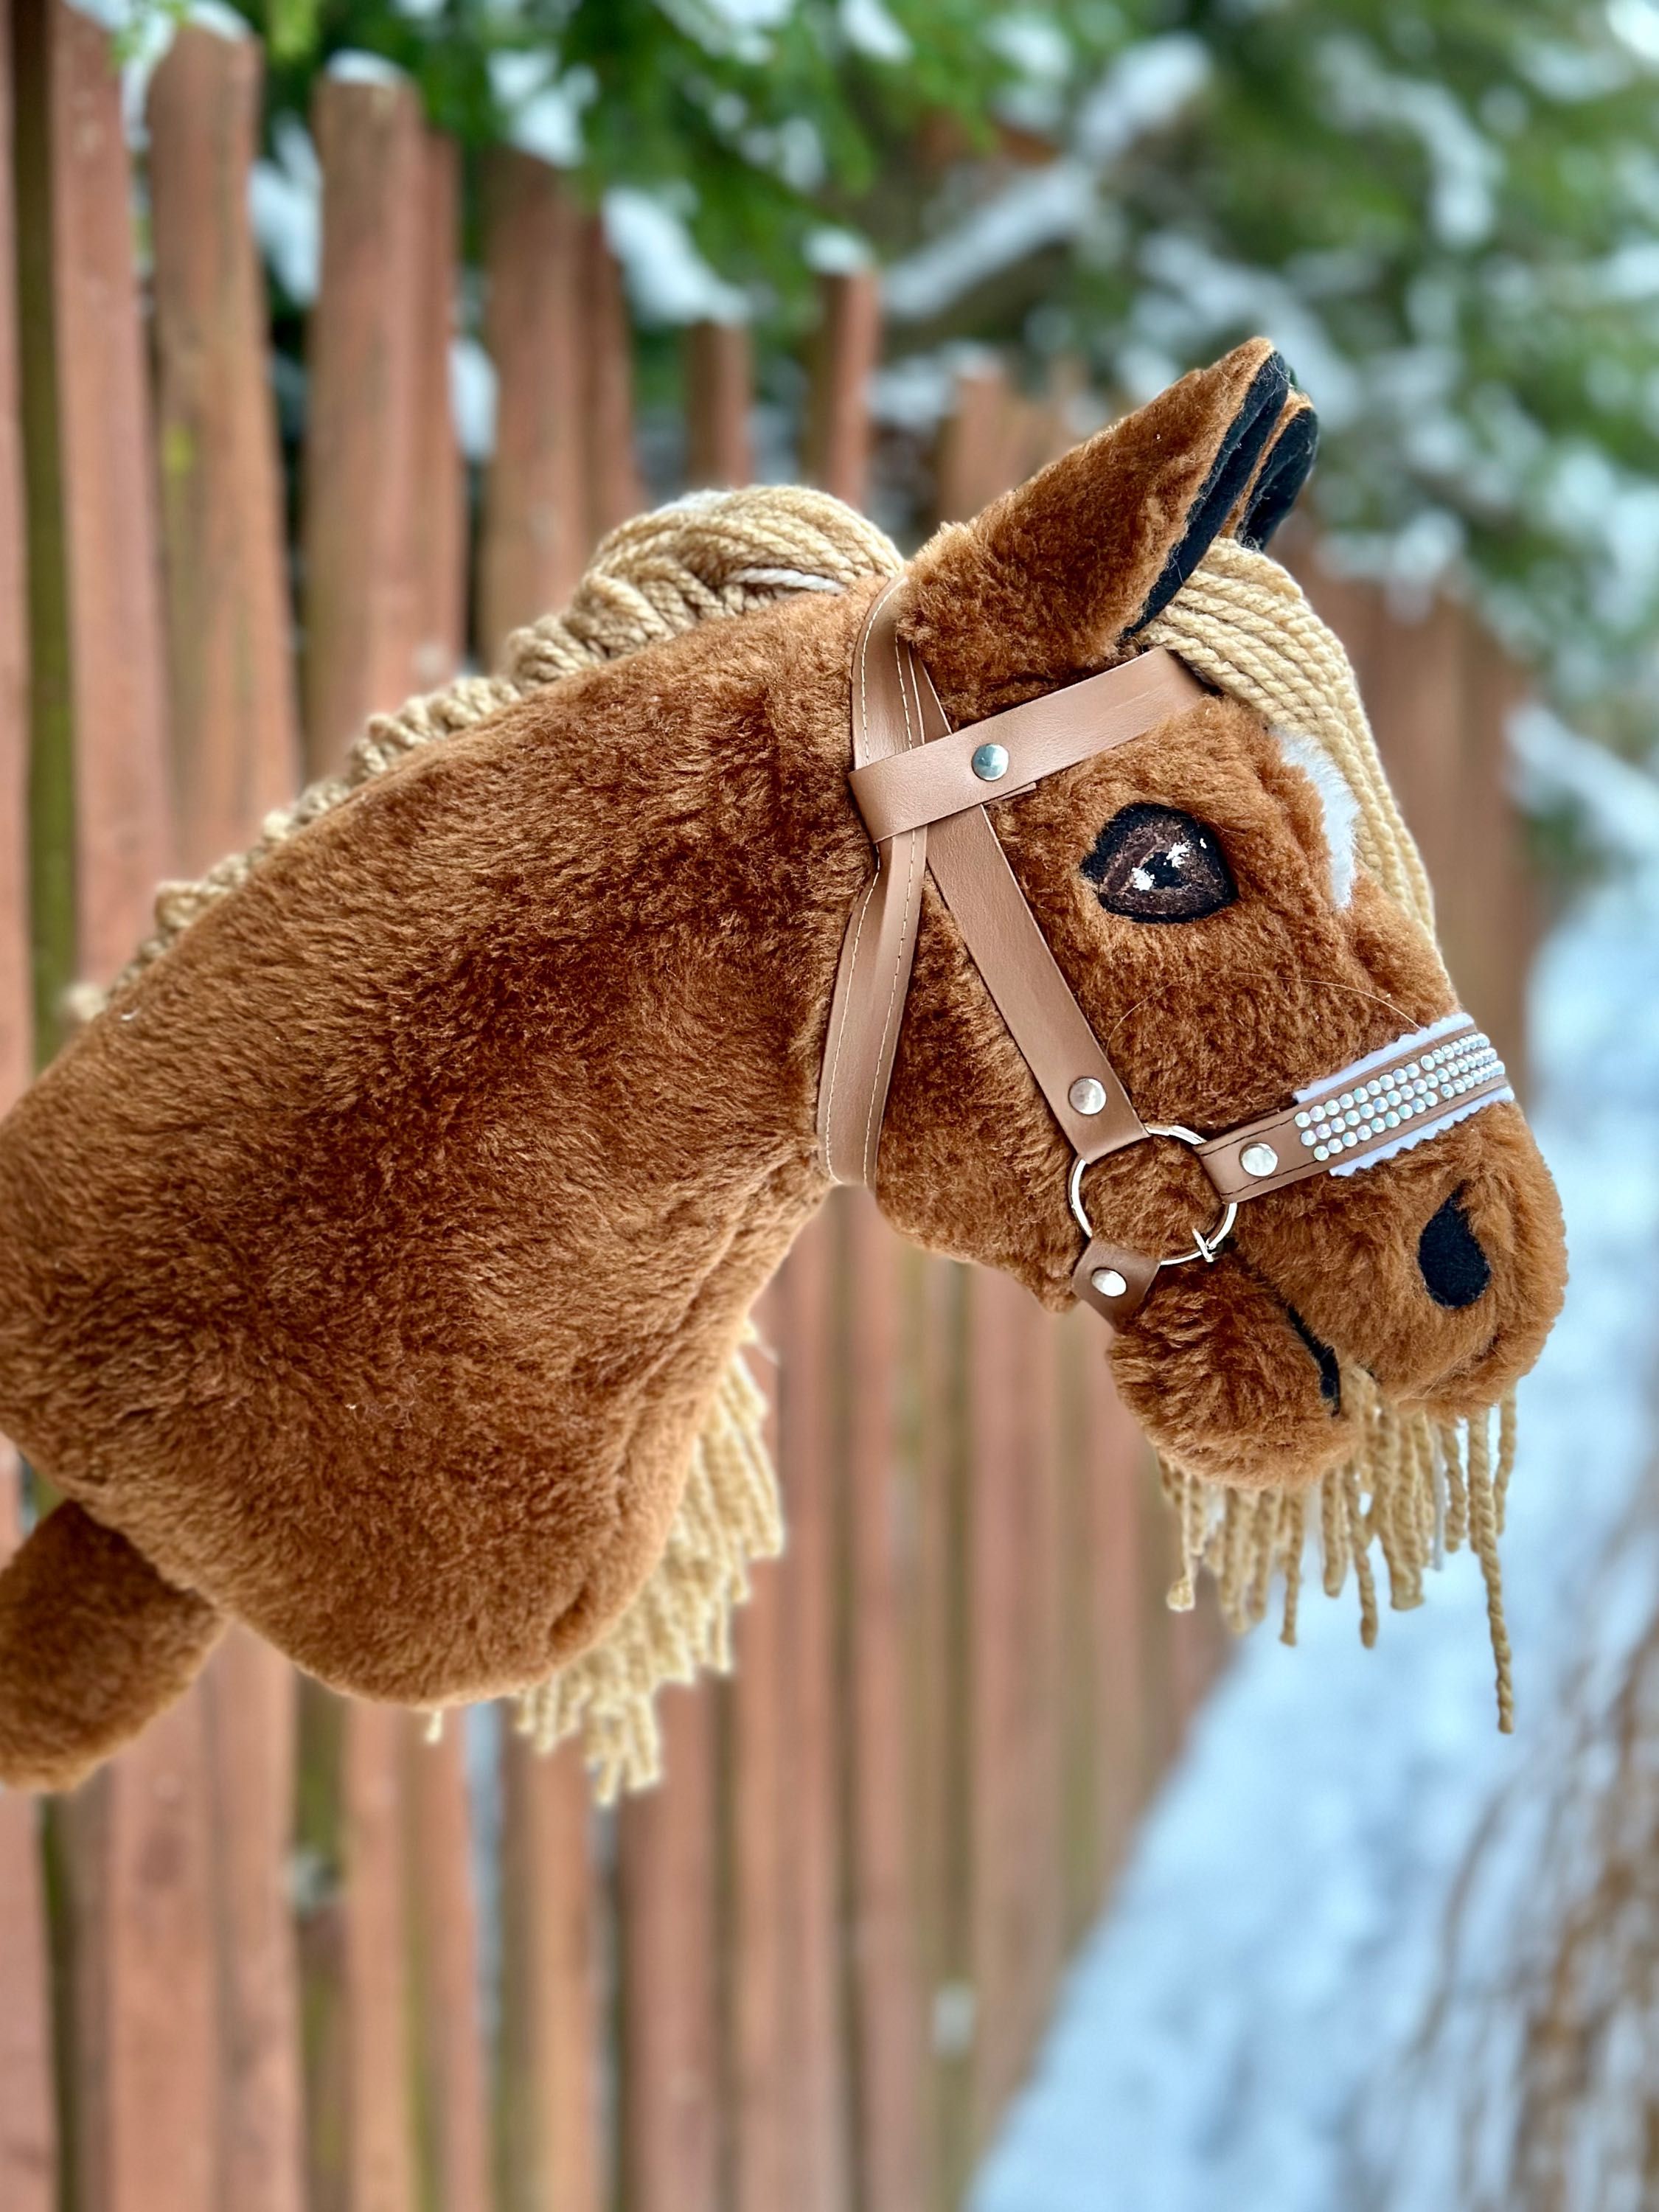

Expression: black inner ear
xmin=1241 ymin=405 xmax=1320 ymax=550
xmin=1129 ymin=349 xmax=1290 ymax=634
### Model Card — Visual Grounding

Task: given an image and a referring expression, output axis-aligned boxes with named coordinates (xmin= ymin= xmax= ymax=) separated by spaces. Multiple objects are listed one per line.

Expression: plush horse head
xmin=0 ymin=339 xmax=1565 ymax=1795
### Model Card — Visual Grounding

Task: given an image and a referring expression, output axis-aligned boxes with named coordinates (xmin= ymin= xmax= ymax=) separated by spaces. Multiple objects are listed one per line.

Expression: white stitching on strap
xmin=820 ymin=580 xmax=900 ymax=1172
xmin=859 ymin=609 xmax=926 ymax=1184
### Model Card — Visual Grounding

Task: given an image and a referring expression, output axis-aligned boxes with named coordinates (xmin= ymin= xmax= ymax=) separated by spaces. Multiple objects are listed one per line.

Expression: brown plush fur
xmin=0 ymin=1503 xmax=220 ymax=1789
xmin=0 ymin=341 xmax=1565 ymax=1788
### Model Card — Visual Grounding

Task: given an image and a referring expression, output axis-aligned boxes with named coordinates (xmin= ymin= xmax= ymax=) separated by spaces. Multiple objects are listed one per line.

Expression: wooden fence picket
xmin=684 ymin=321 xmax=754 ymax=490
xmin=612 ymin=314 xmax=748 ymax=2212
xmin=804 ymin=270 xmax=881 ymax=508
xmin=26 ymin=16 xmax=220 ymax=2212
xmin=302 ymin=72 xmax=425 ymax=773
xmin=841 ymin=1191 xmax=928 ymax=2212
xmin=616 ymin=1685 xmax=723 ymax=2212
xmin=495 ymin=1739 xmax=604 ymax=2212
xmin=145 ymin=48 xmax=310 ymax=2208
xmin=0 ymin=8 xmax=54 ymax=2201
xmin=476 ymin=150 xmax=585 ymax=659
xmin=581 ymin=212 xmax=645 ymax=540
xmin=147 ymin=21 xmax=300 ymax=875
xmin=399 ymin=127 xmax=495 ymax=2212
xmin=409 ymin=133 xmax=468 ymax=695
xmin=776 ymin=1208 xmax=852 ymax=2212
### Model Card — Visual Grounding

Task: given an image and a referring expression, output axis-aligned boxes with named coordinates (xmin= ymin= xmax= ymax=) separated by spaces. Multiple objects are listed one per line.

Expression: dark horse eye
xmin=1081 ymin=803 xmax=1237 ymax=923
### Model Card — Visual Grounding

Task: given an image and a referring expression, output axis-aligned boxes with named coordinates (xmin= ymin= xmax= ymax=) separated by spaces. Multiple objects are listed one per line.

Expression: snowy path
xmin=973 ymin=868 xmax=1659 ymax=2212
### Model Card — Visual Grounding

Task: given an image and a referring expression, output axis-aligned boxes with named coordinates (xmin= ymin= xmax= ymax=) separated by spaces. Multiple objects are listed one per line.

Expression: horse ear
xmin=901 ymin=339 xmax=1294 ymax=718
xmin=1228 ymin=391 xmax=1319 ymax=552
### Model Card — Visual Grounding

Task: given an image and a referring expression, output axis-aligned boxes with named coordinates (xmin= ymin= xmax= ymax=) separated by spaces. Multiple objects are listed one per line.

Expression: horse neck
xmin=523 ymin=585 xmax=877 ymax=1372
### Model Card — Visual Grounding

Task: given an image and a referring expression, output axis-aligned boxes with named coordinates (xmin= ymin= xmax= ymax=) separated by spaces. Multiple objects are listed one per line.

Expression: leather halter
xmin=816 ymin=584 xmax=1514 ymax=1332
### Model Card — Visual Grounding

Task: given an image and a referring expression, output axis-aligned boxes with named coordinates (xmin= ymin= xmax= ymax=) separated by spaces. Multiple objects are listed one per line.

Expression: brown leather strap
xmin=818 ymin=591 xmax=1186 ymax=1187
xmin=1071 ymin=1236 xmax=1161 ymax=1326
xmin=849 ymin=648 xmax=1205 ymax=844
xmin=906 ymin=655 xmax=1148 ymax=1165
xmin=816 ymin=584 xmax=931 ymax=1186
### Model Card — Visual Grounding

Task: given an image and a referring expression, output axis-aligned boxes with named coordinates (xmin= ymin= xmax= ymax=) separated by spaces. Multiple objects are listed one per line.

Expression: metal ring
xmin=1068 ymin=1123 xmax=1239 ymax=1270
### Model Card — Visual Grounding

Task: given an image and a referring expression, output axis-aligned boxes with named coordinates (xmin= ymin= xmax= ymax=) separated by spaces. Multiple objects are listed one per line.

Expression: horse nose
xmin=1419 ymin=1192 xmax=1491 ymax=1310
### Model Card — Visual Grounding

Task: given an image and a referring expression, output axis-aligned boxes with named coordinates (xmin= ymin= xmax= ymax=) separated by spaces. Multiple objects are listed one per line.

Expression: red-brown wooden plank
xmin=609 ymin=304 xmax=754 ymax=2212
xmin=476 ymin=150 xmax=584 ymax=660
xmin=0 ymin=1469 xmax=53 ymax=2212
xmin=843 ymin=1192 xmax=927 ymax=2212
xmin=409 ymin=131 xmax=465 ymax=693
xmin=204 ymin=1630 xmax=305 ymax=2212
xmin=341 ymin=1702 xmax=415 ymax=2212
xmin=778 ymin=1206 xmax=851 ymax=2211
xmin=581 ymin=212 xmax=643 ymax=539
xmin=497 ymin=1738 xmax=603 ymax=2212
xmin=967 ymin=1264 xmax=1045 ymax=2138
xmin=1461 ymin=629 xmax=1535 ymax=1078
xmin=302 ymin=71 xmax=424 ymax=771
xmin=729 ymin=1220 xmax=849 ymax=2212
xmin=147 ymin=20 xmax=299 ymax=877
xmin=406 ymin=1720 xmax=493 ymax=2212
xmin=803 ymin=269 xmax=880 ymax=509
xmin=933 ymin=361 xmax=1014 ymax=526
xmin=1077 ymin=1332 xmax=1151 ymax=1905
xmin=145 ymin=51 xmax=308 ymax=2210
xmin=616 ymin=1685 xmax=722 ymax=2212
xmin=726 ymin=1266 xmax=794 ymax=2212
xmin=0 ymin=0 xmax=32 ymax=1112
xmin=395 ymin=123 xmax=493 ymax=2212
xmin=684 ymin=319 xmax=753 ymax=489
xmin=914 ymin=1256 xmax=972 ymax=2212
xmin=0 ymin=9 xmax=52 ymax=2194
xmin=1017 ymin=1295 xmax=1066 ymax=2081
xmin=42 ymin=16 xmax=220 ymax=2212
xmin=51 ymin=0 xmax=173 ymax=980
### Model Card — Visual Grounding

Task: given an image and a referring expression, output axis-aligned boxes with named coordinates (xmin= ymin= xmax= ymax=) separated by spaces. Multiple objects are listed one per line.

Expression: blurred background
xmin=2 ymin=1 xmax=1659 ymax=2208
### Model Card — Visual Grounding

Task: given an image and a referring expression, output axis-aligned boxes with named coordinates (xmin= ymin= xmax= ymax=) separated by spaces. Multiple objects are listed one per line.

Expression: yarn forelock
xmin=1145 ymin=538 xmax=1516 ymax=1733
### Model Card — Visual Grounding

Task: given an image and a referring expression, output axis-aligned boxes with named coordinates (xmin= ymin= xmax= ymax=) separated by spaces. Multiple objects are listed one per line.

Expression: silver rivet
xmin=1090 ymin=1267 xmax=1128 ymax=1299
xmin=971 ymin=741 xmax=1009 ymax=782
xmin=1068 ymin=1076 xmax=1107 ymax=1116
xmin=1239 ymin=1141 xmax=1279 ymax=1179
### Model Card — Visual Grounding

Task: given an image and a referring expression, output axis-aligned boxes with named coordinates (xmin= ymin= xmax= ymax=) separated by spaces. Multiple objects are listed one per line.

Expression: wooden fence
xmin=0 ymin=10 xmax=1535 ymax=2212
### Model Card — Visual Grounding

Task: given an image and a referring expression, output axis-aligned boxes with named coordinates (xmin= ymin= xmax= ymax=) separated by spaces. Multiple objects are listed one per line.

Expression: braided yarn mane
xmin=1145 ymin=538 xmax=1516 ymax=1730
xmin=97 ymin=501 xmax=1514 ymax=1792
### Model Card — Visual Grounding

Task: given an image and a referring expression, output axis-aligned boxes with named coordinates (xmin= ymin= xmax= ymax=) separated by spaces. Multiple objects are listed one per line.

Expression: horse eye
xmin=1081 ymin=803 xmax=1237 ymax=923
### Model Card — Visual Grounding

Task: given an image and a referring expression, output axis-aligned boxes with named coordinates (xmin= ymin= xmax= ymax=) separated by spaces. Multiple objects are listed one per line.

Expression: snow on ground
xmin=973 ymin=858 xmax=1659 ymax=2212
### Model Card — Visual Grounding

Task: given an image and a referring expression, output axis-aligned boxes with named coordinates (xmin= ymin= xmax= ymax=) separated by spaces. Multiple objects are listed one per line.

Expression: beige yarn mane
xmin=1143 ymin=538 xmax=1517 ymax=1731
xmin=96 ymin=497 xmax=1516 ymax=1798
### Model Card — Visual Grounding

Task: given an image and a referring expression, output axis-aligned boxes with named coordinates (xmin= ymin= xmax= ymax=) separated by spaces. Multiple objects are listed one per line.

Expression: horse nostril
xmin=1419 ymin=1192 xmax=1491 ymax=1310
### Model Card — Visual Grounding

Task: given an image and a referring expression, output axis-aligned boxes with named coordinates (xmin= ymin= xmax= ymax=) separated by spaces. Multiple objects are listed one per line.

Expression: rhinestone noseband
xmin=815 ymin=586 xmax=1514 ymax=1330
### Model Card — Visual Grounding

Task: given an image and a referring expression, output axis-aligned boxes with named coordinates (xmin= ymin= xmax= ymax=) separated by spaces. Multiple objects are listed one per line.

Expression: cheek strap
xmin=815 ymin=584 xmax=1206 ymax=1192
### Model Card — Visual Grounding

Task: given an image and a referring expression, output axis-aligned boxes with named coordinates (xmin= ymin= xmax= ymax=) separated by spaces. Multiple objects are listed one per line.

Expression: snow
xmin=250 ymin=115 xmax=322 ymax=307
xmin=602 ymin=188 xmax=749 ymax=329
xmin=882 ymin=162 xmax=1096 ymax=324
xmin=838 ymin=0 xmax=911 ymax=66
xmin=881 ymin=35 xmax=1208 ymax=325
xmin=1317 ymin=38 xmax=1502 ymax=251
xmin=1072 ymin=35 xmax=1211 ymax=170
xmin=971 ymin=849 xmax=1659 ymax=2212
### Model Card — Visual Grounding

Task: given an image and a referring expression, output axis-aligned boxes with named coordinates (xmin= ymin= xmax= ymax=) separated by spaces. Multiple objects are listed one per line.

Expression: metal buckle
xmin=1067 ymin=1124 xmax=1238 ymax=1271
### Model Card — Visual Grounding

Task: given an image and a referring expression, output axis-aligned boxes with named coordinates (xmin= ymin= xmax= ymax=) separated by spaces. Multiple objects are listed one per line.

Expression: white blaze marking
xmin=1271 ymin=727 xmax=1359 ymax=908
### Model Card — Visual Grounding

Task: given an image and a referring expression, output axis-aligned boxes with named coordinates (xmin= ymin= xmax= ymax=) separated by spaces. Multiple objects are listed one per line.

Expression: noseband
xmin=816 ymin=584 xmax=1514 ymax=1329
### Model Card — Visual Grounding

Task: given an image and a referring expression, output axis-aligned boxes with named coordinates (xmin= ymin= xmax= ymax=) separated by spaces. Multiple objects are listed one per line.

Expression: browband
xmin=815 ymin=587 xmax=1512 ymax=1331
